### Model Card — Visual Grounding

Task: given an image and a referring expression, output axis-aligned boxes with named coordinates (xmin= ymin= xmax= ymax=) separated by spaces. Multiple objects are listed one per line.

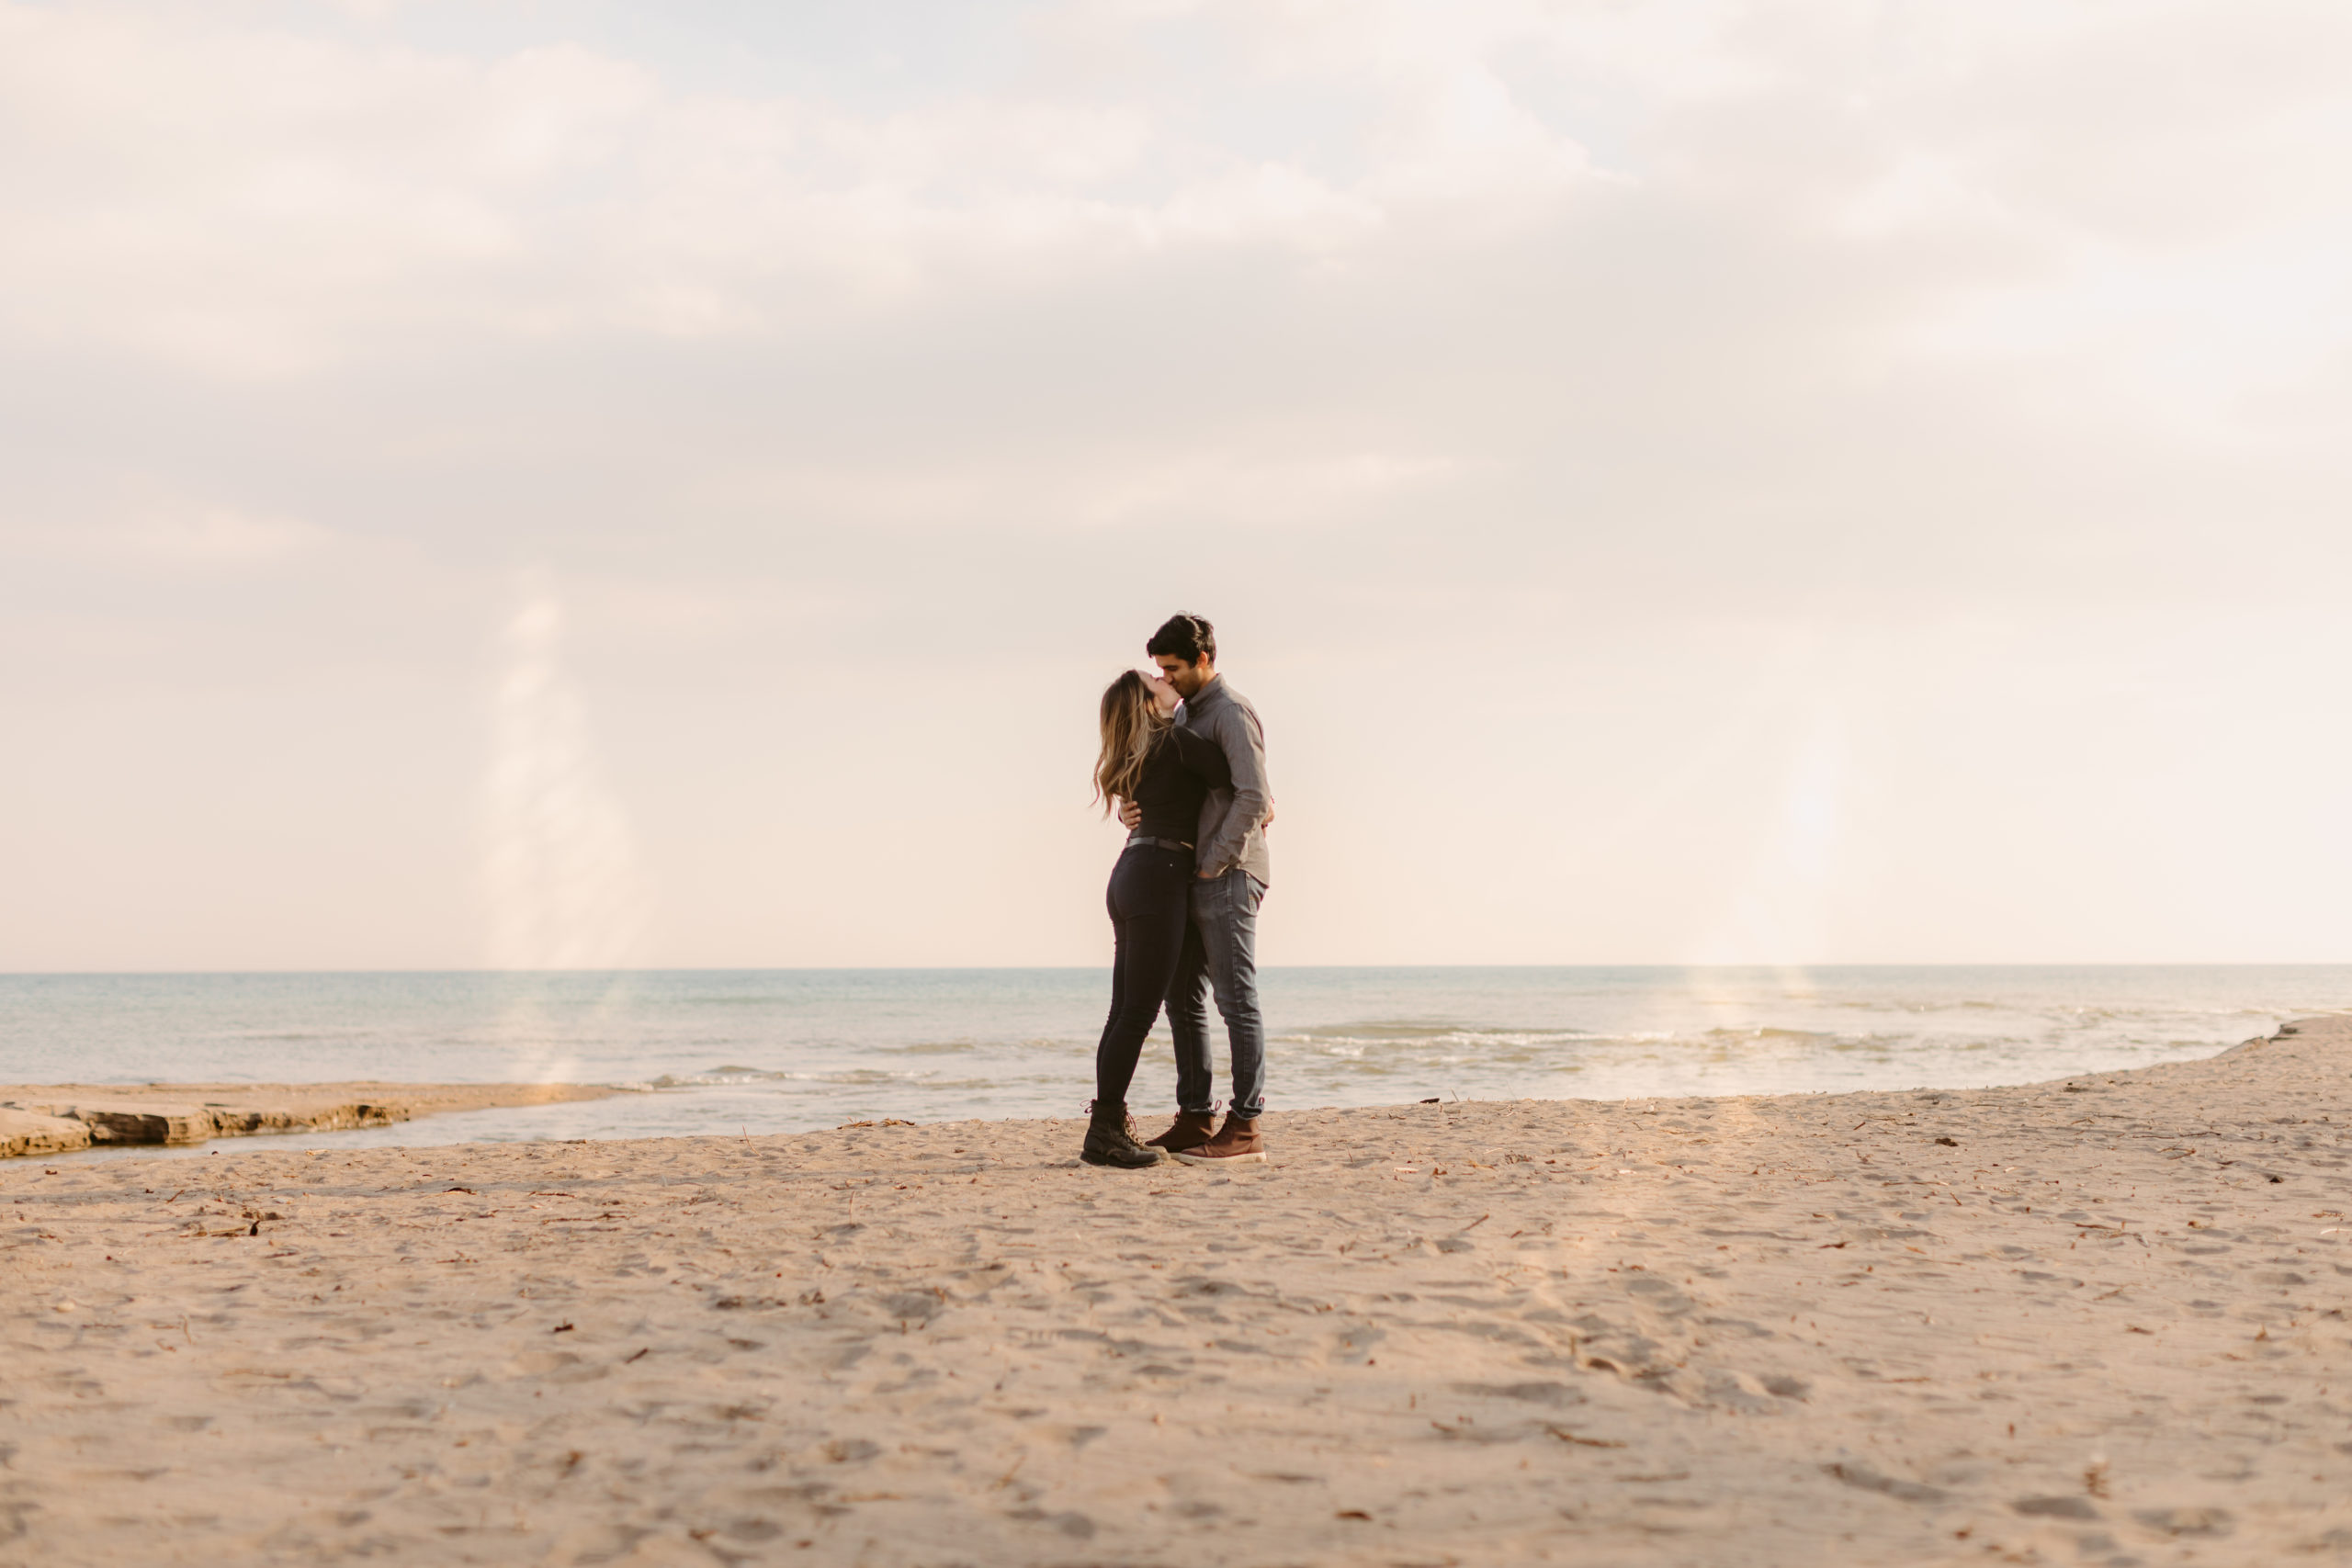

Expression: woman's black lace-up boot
xmin=1080 ymin=1100 xmax=1165 ymax=1168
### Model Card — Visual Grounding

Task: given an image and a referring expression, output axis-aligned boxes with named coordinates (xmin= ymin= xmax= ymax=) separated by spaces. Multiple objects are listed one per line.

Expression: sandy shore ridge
xmin=0 ymin=1083 xmax=618 ymax=1160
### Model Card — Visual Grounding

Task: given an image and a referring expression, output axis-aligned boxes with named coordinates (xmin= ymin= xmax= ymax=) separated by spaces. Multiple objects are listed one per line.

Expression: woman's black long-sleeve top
xmin=1126 ymin=723 xmax=1231 ymax=843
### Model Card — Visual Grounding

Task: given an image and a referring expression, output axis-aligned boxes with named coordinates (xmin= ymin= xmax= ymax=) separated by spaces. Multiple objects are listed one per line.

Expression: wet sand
xmin=3 ymin=1020 xmax=2347 ymax=1565
xmin=0 ymin=1083 xmax=620 ymax=1159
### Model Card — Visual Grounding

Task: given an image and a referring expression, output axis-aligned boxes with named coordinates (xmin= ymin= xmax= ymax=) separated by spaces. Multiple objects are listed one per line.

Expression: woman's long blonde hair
xmin=1093 ymin=670 xmax=1167 ymax=813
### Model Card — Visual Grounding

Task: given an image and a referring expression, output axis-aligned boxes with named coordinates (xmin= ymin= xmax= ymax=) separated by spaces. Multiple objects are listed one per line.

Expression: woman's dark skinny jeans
xmin=1095 ymin=842 xmax=1195 ymax=1106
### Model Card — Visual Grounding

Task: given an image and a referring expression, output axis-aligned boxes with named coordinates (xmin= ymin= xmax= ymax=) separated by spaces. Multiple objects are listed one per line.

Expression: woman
xmin=1082 ymin=668 xmax=1231 ymax=1168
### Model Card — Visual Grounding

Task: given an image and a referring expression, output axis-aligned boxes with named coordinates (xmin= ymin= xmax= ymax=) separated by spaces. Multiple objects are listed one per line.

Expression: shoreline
xmin=0 ymin=1082 xmax=621 ymax=1161
xmin=4 ymin=1021 xmax=2346 ymax=1564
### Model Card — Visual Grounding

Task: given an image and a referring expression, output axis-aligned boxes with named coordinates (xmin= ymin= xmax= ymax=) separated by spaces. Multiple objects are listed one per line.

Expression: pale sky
xmin=6 ymin=0 xmax=2352 ymax=971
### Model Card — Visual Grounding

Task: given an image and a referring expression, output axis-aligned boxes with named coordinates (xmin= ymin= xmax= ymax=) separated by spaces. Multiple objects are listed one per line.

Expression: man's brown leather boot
xmin=1145 ymin=1109 xmax=1217 ymax=1154
xmin=1170 ymin=1111 xmax=1265 ymax=1166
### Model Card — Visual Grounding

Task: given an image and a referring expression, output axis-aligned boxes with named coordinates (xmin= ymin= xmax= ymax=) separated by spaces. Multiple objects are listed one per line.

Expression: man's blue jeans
xmin=1164 ymin=867 xmax=1266 ymax=1121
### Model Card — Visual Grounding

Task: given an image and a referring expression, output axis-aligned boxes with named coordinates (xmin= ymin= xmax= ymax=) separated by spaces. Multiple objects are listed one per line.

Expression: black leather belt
xmin=1127 ymin=836 xmax=1194 ymax=852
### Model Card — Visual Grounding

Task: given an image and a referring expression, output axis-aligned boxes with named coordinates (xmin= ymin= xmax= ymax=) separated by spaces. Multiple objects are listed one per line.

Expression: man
xmin=1123 ymin=614 xmax=1273 ymax=1165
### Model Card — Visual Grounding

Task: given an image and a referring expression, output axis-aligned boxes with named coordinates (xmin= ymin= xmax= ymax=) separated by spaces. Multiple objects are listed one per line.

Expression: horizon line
xmin=6 ymin=961 xmax=2352 ymax=980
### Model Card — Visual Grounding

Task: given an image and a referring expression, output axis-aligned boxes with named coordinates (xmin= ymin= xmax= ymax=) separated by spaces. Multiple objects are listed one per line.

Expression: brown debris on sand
xmin=2 ymin=1021 xmax=2347 ymax=1564
xmin=0 ymin=1081 xmax=617 ymax=1158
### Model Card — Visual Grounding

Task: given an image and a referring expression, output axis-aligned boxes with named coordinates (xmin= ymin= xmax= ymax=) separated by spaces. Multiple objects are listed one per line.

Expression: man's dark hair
xmin=1146 ymin=614 xmax=1216 ymax=664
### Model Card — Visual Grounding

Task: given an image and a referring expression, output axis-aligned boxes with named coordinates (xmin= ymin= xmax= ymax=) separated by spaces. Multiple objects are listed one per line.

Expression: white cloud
xmin=119 ymin=505 xmax=332 ymax=565
xmin=0 ymin=1 xmax=1619 ymax=368
xmin=10 ymin=497 xmax=332 ymax=568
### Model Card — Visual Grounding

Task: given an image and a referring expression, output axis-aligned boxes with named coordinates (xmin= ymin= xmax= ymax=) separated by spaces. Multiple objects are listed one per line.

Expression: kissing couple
xmin=1083 ymin=614 xmax=1273 ymax=1170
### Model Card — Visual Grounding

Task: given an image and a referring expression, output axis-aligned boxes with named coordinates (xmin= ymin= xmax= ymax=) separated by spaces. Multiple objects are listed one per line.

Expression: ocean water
xmin=2 ymin=966 xmax=2343 ymax=1156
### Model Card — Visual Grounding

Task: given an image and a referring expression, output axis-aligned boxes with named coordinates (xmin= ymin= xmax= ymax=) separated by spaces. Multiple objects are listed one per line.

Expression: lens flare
xmin=481 ymin=567 xmax=645 ymax=974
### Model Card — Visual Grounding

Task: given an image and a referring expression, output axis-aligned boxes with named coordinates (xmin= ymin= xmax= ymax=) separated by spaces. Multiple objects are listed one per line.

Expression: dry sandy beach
xmin=4 ymin=1021 xmax=2348 ymax=1567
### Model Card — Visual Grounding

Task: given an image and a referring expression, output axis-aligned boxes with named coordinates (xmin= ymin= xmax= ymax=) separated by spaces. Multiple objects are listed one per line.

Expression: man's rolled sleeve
xmin=1198 ymin=705 xmax=1271 ymax=877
